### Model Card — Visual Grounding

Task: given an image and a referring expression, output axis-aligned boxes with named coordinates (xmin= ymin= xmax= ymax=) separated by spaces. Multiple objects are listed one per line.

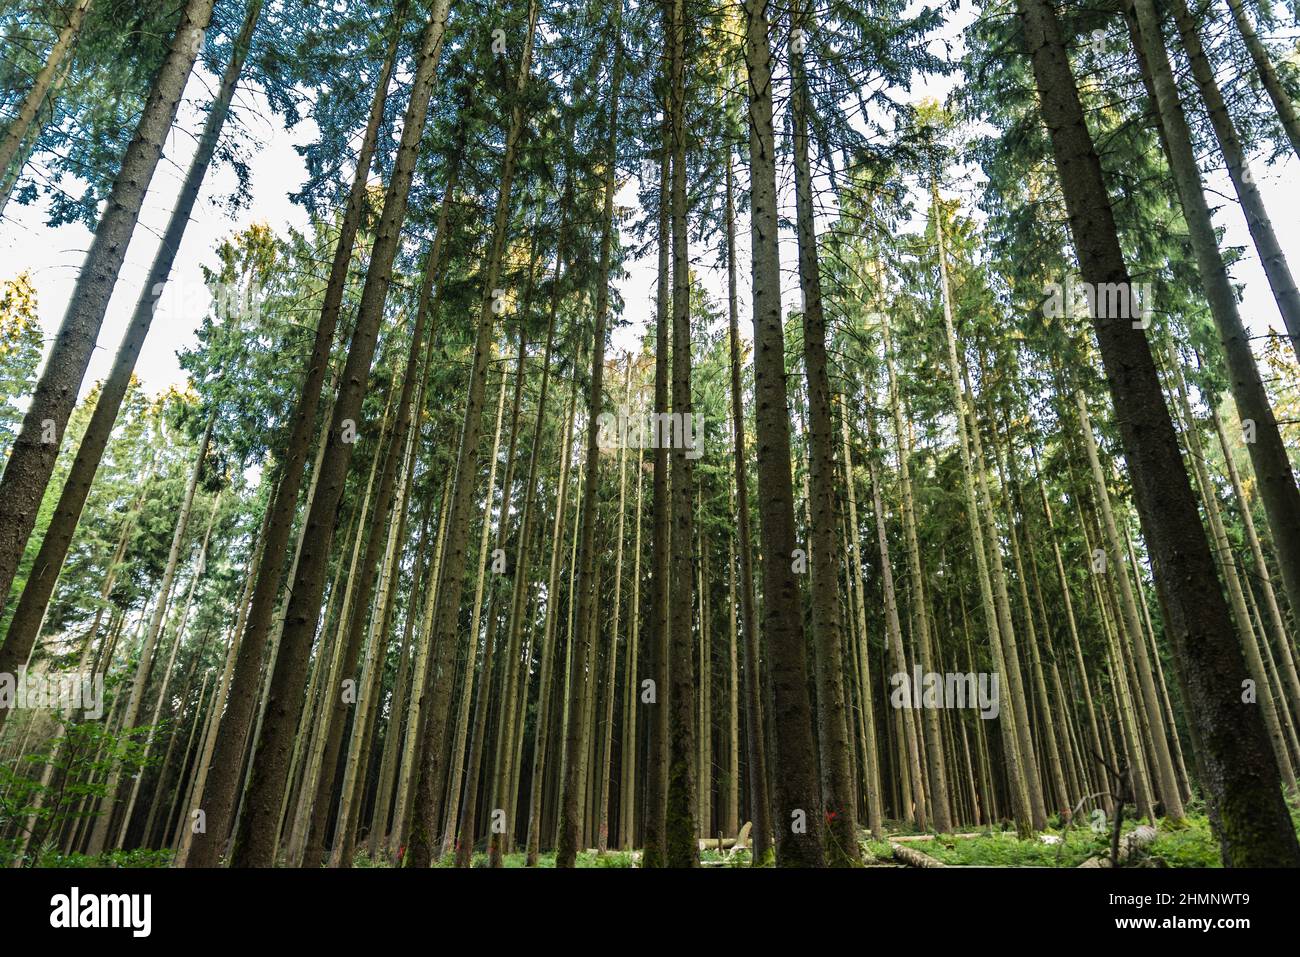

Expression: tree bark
xmin=1017 ymin=0 xmax=1300 ymax=865
xmin=789 ymin=4 xmax=863 ymax=863
xmin=184 ymin=7 xmax=403 ymax=867
xmin=557 ymin=9 xmax=623 ymax=867
xmin=230 ymin=0 xmax=452 ymax=867
xmin=2 ymin=0 xmax=263 ymax=724
xmin=1128 ymin=0 xmax=1300 ymax=692
xmin=742 ymin=0 xmax=823 ymax=867
xmin=0 ymin=0 xmax=94 ymax=215
xmin=522 ymin=379 xmax=578 ymax=864
xmin=0 ymin=0 xmax=216 ymax=651
xmin=723 ymin=149 xmax=772 ymax=862
xmin=642 ymin=115 xmax=672 ymax=870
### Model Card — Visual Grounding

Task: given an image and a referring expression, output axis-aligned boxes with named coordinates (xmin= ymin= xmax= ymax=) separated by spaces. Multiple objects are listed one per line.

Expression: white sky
xmin=2 ymin=10 xmax=1296 ymax=403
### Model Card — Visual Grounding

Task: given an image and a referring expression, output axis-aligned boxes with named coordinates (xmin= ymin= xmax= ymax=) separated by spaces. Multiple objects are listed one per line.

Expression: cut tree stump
xmin=699 ymin=821 xmax=753 ymax=853
xmin=1078 ymin=824 xmax=1159 ymax=868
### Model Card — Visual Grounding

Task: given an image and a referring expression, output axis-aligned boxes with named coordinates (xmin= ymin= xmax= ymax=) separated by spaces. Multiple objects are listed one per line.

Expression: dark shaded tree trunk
xmin=641 ymin=115 xmax=672 ymax=870
xmin=0 ymin=0 xmax=216 ymax=649
xmin=724 ymin=148 xmax=772 ymax=863
xmin=1016 ymin=0 xmax=1300 ymax=866
xmin=230 ymin=0 xmax=452 ymax=867
xmin=742 ymin=0 xmax=823 ymax=867
xmin=182 ymin=5 xmax=404 ymax=868
xmin=789 ymin=3 xmax=861 ymax=863
xmin=663 ymin=0 xmax=698 ymax=870
xmin=405 ymin=1 xmax=538 ymax=867
xmin=2 ymin=0 xmax=264 ymax=733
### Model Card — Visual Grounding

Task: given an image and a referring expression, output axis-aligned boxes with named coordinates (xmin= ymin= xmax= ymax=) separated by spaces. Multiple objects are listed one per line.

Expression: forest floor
xmin=15 ymin=799 xmax=1300 ymax=868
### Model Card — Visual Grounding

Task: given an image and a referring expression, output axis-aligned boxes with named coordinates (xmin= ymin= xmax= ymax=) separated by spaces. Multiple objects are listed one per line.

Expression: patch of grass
xmin=425 ymin=848 xmax=635 ymax=868
xmin=905 ymin=826 xmax=1117 ymax=867
xmin=1130 ymin=817 xmax=1221 ymax=868
xmin=27 ymin=847 xmax=173 ymax=869
xmin=863 ymin=838 xmax=893 ymax=862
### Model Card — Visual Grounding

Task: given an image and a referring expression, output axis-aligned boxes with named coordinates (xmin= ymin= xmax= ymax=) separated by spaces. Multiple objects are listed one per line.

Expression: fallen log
xmin=891 ymin=832 xmax=984 ymax=844
xmin=890 ymin=842 xmax=948 ymax=868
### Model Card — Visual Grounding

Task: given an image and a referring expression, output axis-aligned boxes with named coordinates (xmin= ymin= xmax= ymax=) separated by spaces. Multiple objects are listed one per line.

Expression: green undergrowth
xmin=891 ymin=803 xmax=1300 ymax=868
xmin=904 ymin=825 xmax=1123 ymax=867
xmin=405 ymin=849 xmax=637 ymax=868
xmin=1129 ymin=816 xmax=1220 ymax=868
xmin=863 ymin=838 xmax=894 ymax=862
xmin=3 ymin=847 xmax=174 ymax=869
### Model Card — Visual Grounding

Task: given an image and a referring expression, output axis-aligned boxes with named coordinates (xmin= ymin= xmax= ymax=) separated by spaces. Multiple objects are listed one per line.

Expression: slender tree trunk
xmin=1129 ymin=0 xmax=1300 ymax=671
xmin=405 ymin=0 xmax=538 ymax=868
xmin=0 ymin=0 xmax=216 ymax=659
xmin=367 ymin=504 xmax=430 ymax=859
xmin=742 ymin=0 xmax=823 ymax=867
xmin=696 ymin=503 xmax=711 ymax=837
xmin=641 ymin=116 xmax=672 ymax=871
xmin=523 ymin=381 xmax=578 ymax=864
xmin=557 ymin=11 xmax=623 ymax=867
xmin=859 ymin=403 xmax=920 ymax=836
xmin=596 ymin=361 xmax=633 ymax=852
xmin=184 ymin=8 xmax=403 ymax=867
xmin=331 ymin=368 xmax=424 ymax=867
xmin=660 ymin=0 xmax=699 ymax=868
xmin=389 ymin=475 xmax=451 ymax=859
xmin=488 ymin=176 xmax=573 ymax=866
xmin=724 ymin=503 xmax=739 ymax=840
xmin=723 ymin=150 xmax=772 ymax=862
xmin=879 ymin=308 xmax=930 ymax=830
xmin=618 ymin=430 xmax=646 ymax=851
xmin=231 ymin=0 xmax=452 ymax=867
xmin=789 ymin=4 xmax=862 ymax=863
xmin=446 ymin=362 xmax=510 ymax=864
xmin=174 ymin=497 xmax=268 ymax=863
xmin=0 ymin=0 xmax=94 ymax=215
xmin=281 ymin=401 xmax=381 ymax=864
